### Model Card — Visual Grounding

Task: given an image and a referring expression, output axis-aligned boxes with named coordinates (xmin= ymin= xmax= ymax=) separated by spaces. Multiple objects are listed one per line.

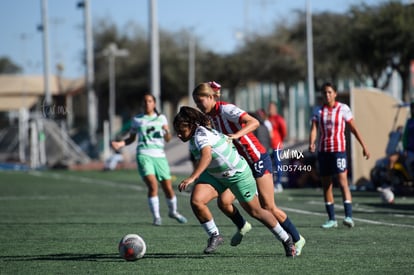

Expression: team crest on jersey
xmin=195 ymin=128 xmax=207 ymax=137
xmin=229 ymin=109 xmax=243 ymax=117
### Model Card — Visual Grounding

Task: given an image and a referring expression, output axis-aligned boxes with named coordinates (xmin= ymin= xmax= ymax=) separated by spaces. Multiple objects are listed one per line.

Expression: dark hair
xmin=173 ymin=106 xmax=211 ymax=132
xmin=321 ymin=82 xmax=337 ymax=92
xmin=143 ymin=93 xmax=159 ymax=115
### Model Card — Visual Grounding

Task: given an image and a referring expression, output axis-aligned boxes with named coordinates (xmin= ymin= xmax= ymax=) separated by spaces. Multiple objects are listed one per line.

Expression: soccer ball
xmin=118 ymin=234 xmax=146 ymax=261
xmin=378 ymin=187 xmax=395 ymax=204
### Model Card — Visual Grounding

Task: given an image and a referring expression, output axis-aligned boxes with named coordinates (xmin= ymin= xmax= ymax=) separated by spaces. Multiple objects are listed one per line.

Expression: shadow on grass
xmin=1 ymin=253 xmax=121 ymax=262
xmin=0 ymin=252 xmax=276 ymax=262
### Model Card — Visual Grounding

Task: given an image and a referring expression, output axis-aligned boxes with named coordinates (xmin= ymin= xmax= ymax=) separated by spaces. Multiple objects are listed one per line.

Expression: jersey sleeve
xmin=342 ymin=104 xmax=353 ymax=122
xmin=311 ymin=106 xmax=321 ymax=122
xmin=194 ymin=126 xmax=211 ymax=151
xmin=221 ymin=103 xmax=246 ymax=124
xmin=158 ymin=114 xmax=168 ymax=126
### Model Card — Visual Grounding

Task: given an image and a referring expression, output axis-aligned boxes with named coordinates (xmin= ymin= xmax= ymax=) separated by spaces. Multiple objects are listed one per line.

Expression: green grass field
xmin=1 ymin=169 xmax=413 ymax=275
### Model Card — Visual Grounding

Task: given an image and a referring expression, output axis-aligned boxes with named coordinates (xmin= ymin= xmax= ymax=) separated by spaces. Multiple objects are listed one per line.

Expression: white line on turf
xmin=23 ymin=171 xmax=414 ymax=229
xmin=281 ymin=206 xmax=414 ymax=229
xmin=28 ymin=171 xmax=144 ymax=191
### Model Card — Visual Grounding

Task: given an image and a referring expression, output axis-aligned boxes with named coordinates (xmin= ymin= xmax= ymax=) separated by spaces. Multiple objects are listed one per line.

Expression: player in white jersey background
xmin=112 ymin=93 xmax=187 ymax=226
xmin=309 ymin=82 xmax=370 ymax=229
xmin=173 ymin=106 xmax=296 ymax=257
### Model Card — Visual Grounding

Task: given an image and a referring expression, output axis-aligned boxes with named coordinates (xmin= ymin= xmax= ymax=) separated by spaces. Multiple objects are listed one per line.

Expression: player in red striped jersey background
xmin=309 ymin=82 xmax=370 ymax=229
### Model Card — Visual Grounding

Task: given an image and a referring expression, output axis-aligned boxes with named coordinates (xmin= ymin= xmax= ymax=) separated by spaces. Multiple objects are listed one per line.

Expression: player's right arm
xmin=111 ymin=133 xmax=137 ymax=150
xmin=309 ymin=121 xmax=318 ymax=153
xmin=179 ymin=146 xmax=212 ymax=192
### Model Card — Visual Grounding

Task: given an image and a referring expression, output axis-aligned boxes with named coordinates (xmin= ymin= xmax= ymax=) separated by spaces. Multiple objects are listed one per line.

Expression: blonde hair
xmin=192 ymin=82 xmax=221 ymax=98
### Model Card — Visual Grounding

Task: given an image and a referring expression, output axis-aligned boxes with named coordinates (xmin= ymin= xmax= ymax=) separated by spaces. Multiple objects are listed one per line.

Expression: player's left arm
xmin=160 ymin=114 xmax=172 ymax=142
xmin=347 ymin=119 xmax=370 ymax=159
xmin=162 ymin=124 xmax=172 ymax=142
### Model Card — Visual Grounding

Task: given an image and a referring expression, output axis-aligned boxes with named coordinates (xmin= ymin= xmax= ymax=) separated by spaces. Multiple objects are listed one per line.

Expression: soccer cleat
xmin=203 ymin=234 xmax=224 ymax=254
xmin=343 ymin=217 xmax=355 ymax=228
xmin=282 ymin=234 xmax=296 ymax=257
xmin=168 ymin=212 xmax=188 ymax=224
xmin=231 ymin=221 xmax=252 ymax=246
xmin=295 ymin=235 xmax=306 ymax=256
xmin=153 ymin=217 xmax=162 ymax=226
xmin=321 ymin=220 xmax=338 ymax=229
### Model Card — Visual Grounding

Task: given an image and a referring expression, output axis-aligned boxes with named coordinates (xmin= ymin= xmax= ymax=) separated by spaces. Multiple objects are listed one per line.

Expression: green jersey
xmin=130 ymin=113 xmax=168 ymax=158
xmin=190 ymin=126 xmax=248 ymax=179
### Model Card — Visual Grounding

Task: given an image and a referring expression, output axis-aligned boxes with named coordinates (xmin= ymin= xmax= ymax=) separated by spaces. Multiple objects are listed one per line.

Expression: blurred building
xmin=0 ymin=74 xmax=90 ymax=169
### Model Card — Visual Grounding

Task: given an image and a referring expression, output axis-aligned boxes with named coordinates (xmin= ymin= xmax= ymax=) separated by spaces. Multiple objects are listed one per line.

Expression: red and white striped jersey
xmin=207 ymin=101 xmax=267 ymax=164
xmin=312 ymin=102 xmax=353 ymax=152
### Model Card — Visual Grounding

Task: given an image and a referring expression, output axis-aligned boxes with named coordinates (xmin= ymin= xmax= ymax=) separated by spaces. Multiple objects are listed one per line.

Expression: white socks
xmin=202 ymin=219 xmax=219 ymax=237
xmin=148 ymin=196 xmax=160 ymax=219
xmin=166 ymin=196 xmax=178 ymax=215
xmin=271 ymin=223 xmax=289 ymax=242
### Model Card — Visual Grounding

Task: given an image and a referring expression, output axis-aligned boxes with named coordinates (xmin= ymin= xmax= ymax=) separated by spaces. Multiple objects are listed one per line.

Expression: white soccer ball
xmin=118 ymin=234 xmax=147 ymax=261
xmin=380 ymin=188 xmax=395 ymax=204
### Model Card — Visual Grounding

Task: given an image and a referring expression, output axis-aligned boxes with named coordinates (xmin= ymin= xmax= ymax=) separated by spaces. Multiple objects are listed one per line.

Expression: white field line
xmin=28 ymin=170 xmax=145 ymax=191
xmin=4 ymin=171 xmax=414 ymax=229
xmin=282 ymin=202 xmax=414 ymax=229
xmin=306 ymin=200 xmax=414 ymax=218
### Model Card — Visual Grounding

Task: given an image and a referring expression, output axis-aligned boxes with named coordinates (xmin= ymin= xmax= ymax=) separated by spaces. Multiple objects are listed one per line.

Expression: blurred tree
xmin=89 ymin=0 xmax=414 ymax=128
xmin=158 ymin=29 xmax=192 ymax=106
xmin=195 ymin=50 xmax=245 ymax=103
xmin=346 ymin=1 xmax=414 ymax=101
xmin=0 ymin=57 xmax=22 ymax=74
xmin=230 ymin=24 xmax=303 ymax=106
xmin=93 ymin=19 xmax=149 ymax=123
xmin=288 ymin=10 xmax=356 ymax=89
xmin=92 ymin=19 xmax=194 ymax=124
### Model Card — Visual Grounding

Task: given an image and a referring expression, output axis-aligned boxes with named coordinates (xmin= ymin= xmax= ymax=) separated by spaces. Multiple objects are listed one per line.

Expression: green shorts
xmin=136 ymin=154 xmax=171 ymax=181
xmin=197 ymin=169 xmax=257 ymax=203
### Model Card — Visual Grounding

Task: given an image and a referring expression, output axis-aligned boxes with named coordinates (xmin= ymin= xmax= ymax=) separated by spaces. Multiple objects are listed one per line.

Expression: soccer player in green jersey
xmin=112 ymin=94 xmax=187 ymax=226
xmin=173 ymin=106 xmax=295 ymax=257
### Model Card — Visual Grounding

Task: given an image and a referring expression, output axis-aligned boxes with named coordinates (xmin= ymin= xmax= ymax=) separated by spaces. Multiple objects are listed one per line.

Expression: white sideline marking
xmin=8 ymin=171 xmax=414 ymax=229
xmin=307 ymin=200 xmax=414 ymax=218
xmin=281 ymin=206 xmax=414 ymax=229
xmin=0 ymin=194 xmax=138 ymax=201
xmin=29 ymin=171 xmax=144 ymax=191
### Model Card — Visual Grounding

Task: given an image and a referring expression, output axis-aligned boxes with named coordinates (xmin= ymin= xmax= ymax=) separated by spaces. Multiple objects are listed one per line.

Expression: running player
xmin=112 ymin=93 xmax=187 ymax=226
xmin=173 ymin=106 xmax=296 ymax=257
xmin=192 ymin=81 xmax=306 ymax=256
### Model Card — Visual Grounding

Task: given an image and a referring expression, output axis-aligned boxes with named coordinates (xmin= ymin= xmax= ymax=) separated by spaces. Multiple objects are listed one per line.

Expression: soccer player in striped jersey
xmin=192 ymin=81 xmax=305 ymax=256
xmin=173 ymin=106 xmax=296 ymax=257
xmin=309 ymin=82 xmax=370 ymax=229
xmin=112 ymin=93 xmax=187 ymax=226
